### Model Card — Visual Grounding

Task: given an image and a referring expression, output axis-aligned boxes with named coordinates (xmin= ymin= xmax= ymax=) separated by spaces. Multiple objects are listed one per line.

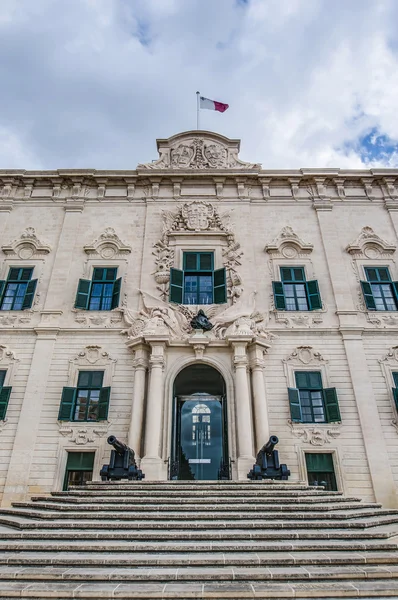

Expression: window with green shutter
xmin=0 ymin=268 xmax=37 ymax=311
xmin=0 ymin=377 xmax=11 ymax=420
xmin=169 ymin=252 xmax=227 ymax=305
xmin=305 ymin=453 xmax=337 ymax=491
xmin=392 ymin=372 xmax=398 ymax=412
xmin=58 ymin=371 xmax=110 ymax=422
xmin=272 ymin=267 xmax=322 ymax=311
xmin=361 ymin=267 xmax=398 ymax=311
xmin=63 ymin=451 xmax=95 ymax=490
xmin=74 ymin=268 xmax=121 ymax=311
xmin=288 ymin=371 xmax=341 ymax=424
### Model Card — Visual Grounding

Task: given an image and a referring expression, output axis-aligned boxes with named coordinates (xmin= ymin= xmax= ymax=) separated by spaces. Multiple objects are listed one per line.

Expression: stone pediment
xmin=137 ymin=131 xmax=260 ymax=171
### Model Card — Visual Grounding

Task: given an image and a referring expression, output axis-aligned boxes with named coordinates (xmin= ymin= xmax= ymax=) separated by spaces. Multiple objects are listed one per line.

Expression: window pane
xmin=308 ymin=372 xmax=322 ymax=389
xmin=284 ymin=284 xmax=294 ymax=297
xmin=93 ymin=268 xmax=104 ymax=281
xmin=295 ymin=285 xmax=306 ymax=297
xmin=20 ymin=268 xmax=33 ymax=281
xmin=90 ymin=372 xmax=104 ymax=388
xmin=295 ymin=372 xmax=308 ymax=388
xmin=378 ymin=268 xmax=391 ymax=282
xmin=105 ymin=268 xmax=117 ymax=281
xmin=280 ymin=268 xmax=293 ymax=282
xmin=77 ymin=372 xmax=90 ymax=387
xmin=87 ymin=391 xmax=99 ymax=420
xmin=0 ymin=370 xmax=6 ymax=387
xmin=75 ymin=391 xmax=89 ymax=420
xmin=293 ymin=268 xmax=305 ymax=281
xmin=366 ymin=268 xmax=378 ymax=282
xmin=199 ymin=254 xmax=212 ymax=271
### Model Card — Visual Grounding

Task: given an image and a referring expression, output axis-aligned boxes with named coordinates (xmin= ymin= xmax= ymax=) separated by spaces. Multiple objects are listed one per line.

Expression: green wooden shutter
xmin=0 ymin=280 xmax=5 ymax=303
xmin=288 ymin=387 xmax=302 ymax=422
xmin=306 ymin=280 xmax=322 ymax=310
xmin=272 ymin=281 xmax=286 ymax=310
xmin=214 ymin=268 xmax=227 ymax=304
xmin=360 ymin=281 xmax=376 ymax=310
xmin=22 ymin=279 xmax=37 ymax=310
xmin=75 ymin=279 xmax=91 ymax=310
xmin=111 ymin=277 xmax=121 ymax=310
xmin=0 ymin=386 xmax=12 ymax=420
xmin=391 ymin=282 xmax=398 ymax=307
xmin=323 ymin=387 xmax=341 ymax=422
xmin=170 ymin=268 xmax=184 ymax=303
xmin=98 ymin=387 xmax=111 ymax=420
xmin=58 ymin=387 xmax=77 ymax=421
xmin=393 ymin=388 xmax=398 ymax=412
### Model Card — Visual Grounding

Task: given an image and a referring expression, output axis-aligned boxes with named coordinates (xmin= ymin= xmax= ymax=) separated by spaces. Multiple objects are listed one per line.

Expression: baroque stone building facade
xmin=1 ymin=130 xmax=398 ymax=508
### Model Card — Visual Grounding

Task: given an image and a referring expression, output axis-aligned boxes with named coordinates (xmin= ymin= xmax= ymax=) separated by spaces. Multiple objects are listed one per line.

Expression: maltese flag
xmin=200 ymin=96 xmax=229 ymax=113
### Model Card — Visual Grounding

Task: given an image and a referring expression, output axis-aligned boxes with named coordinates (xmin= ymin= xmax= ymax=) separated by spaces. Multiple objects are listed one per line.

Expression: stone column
xmin=141 ymin=339 xmax=167 ymax=480
xmin=249 ymin=342 xmax=270 ymax=452
xmin=342 ymin=331 xmax=398 ymax=508
xmin=230 ymin=337 xmax=255 ymax=479
xmin=2 ymin=330 xmax=58 ymax=507
xmin=127 ymin=345 xmax=149 ymax=460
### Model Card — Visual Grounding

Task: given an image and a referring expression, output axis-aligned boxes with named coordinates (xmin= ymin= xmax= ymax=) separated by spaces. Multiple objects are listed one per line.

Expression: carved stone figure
xmin=190 ymin=310 xmax=213 ymax=331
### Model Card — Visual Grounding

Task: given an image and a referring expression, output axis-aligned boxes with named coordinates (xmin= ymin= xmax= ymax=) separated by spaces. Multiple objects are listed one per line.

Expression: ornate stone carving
xmin=120 ymin=290 xmax=274 ymax=343
xmin=273 ymin=312 xmax=325 ymax=328
xmin=152 ymin=201 xmax=243 ymax=302
xmin=59 ymin=424 xmax=109 ymax=444
xmin=138 ymin=132 xmax=260 ymax=170
xmin=0 ymin=312 xmax=33 ymax=326
xmin=0 ymin=344 xmax=18 ymax=383
xmin=69 ymin=345 xmax=116 ymax=370
xmin=265 ymin=226 xmax=313 ymax=259
xmin=346 ymin=226 xmax=396 ymax=259
xmin=289 ymin=423 xmax=341 ymax=445
xmin=73 ymin=311 xmax=123 ymax=327
xmin=283 ymin=346 xmax=327 ymax=366
xmin=84 ymin=228 xmax=131 ymax=259
xmin=1 ymin=227 xmax=51 ymax=259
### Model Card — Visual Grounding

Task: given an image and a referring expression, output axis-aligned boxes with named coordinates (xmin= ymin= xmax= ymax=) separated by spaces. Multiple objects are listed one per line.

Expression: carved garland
xmin=152 ymin=200 xmax=244 ymax=303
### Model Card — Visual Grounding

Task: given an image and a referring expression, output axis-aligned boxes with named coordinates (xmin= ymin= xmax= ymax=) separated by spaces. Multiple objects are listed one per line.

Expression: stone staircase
xmin=0 ymin=481 xmax=397 ymax=598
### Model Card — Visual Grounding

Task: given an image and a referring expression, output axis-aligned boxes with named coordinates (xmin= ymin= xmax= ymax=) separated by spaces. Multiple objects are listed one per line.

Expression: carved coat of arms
xmin=181 ymin=201 xmax=214 ymax=231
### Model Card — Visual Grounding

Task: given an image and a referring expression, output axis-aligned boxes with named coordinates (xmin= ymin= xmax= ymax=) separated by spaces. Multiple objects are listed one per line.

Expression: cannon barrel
xmin=107 ymin=435 xmax=128 ymax=455
xmin=263 ymin=435 xmax=279 ymax=455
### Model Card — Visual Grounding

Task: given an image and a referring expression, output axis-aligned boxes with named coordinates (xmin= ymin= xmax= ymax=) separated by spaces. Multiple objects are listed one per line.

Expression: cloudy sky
xmin=1 ymin=0 xmax=398 ymax=170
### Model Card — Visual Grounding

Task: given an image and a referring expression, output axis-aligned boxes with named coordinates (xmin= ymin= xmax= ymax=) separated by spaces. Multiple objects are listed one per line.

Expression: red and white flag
xmin=200 ymin=96 xmax=229 ymax=113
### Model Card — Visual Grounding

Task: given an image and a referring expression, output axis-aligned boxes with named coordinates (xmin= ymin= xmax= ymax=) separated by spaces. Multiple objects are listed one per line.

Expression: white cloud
xmin=0 ymin=0 xmax=397 ymax=169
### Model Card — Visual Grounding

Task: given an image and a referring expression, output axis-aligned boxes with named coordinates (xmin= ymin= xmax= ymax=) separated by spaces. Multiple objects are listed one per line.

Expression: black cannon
xmin=100 ymin=435 xmax=144 ymax=481
xmin=247 ymin=435 xmax=290 ymax=481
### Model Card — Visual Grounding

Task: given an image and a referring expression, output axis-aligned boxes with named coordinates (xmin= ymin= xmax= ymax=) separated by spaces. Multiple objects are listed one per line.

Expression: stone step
xmin=2 ymin=514 xmax=398 ymax=532
xmin=1 ymin=563 xmax=398 ymax=582
xmin=0 ymin=579 xmax=396 ymax=598
xmin=1 ymin=537 xmax=397 ymax=553
xmin=3 ymin=505 xmax=397 ymax=522
xmin=62 ymin=488 xmax=344 ymax=497
xmin=13 ymin=500 xmax=383 ymax=513
xmin=34 ymin=493 xmax=363 ymax=504
xmin=2 ymin=549 xmax=398 ymax=567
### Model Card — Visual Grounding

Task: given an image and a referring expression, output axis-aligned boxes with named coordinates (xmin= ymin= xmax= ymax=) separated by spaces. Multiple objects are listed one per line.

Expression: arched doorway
xmin=170 ymin=364 xmax=229 ymax=480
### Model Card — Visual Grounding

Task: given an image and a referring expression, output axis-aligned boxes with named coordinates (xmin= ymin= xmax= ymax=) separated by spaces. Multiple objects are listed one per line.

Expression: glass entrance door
xmin=172 ymin=395 xmax=228 ymax=480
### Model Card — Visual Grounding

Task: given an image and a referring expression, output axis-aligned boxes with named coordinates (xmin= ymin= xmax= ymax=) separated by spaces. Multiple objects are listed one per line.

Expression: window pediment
xmin=84 ymin=228 xmax=131 ymax=259
xmin=346 ymin=226 xmax=396 ymax=259
xmin=1 ymin=227 xmax=51 ymax=259
xmin=265 ymin=226 xmax=313 ymax=259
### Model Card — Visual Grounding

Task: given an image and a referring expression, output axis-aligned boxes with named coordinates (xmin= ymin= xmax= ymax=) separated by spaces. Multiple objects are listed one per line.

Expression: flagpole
xmin=196 ymin=91 xmax=200 ymax=130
